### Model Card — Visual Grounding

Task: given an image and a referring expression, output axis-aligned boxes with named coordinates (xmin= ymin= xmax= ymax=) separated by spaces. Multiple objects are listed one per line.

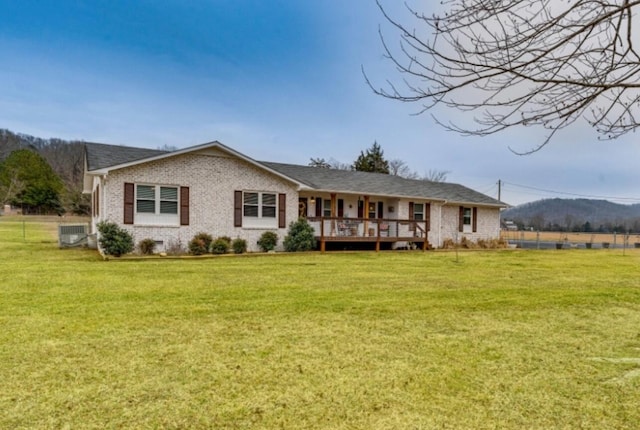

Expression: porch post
xmin=330 ymin=193 xmax=337 ymax=236
xmin=363 ymin=195 xmax=369 ymax=236
xmin=422 ymin=219 xmax=428 ymax=251
xmin=330 ymin=193 xmax=337 ymax=216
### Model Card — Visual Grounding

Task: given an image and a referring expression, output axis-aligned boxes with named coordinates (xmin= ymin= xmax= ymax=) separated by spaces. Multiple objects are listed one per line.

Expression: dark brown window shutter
xmin=124 ymin=182 xmax=134 ymax=224
xmin=315 ymin=198 xmax=322 ymax=217
xmin=180 ymin=186 xmax=190 ymax=226
xmin=278 ymin=193 xmax=286 ymax=228
xmin=472 ymin=207 xmax=478 ymax=232
xmin=458 ymin=206 xmax=464 ymax=232
xmin=409 ymin=202 xmax=415 ymax=231
xmin=234 ymin=190 xmax=243 ymax=227
xmin=357 ymin=200 xmax=363 ymax=218
xmin=377 ymin=202 xmax=383 ymax=219
xmin=425 ymin=203 xmax=431 ymax=231
xmin=337 ymin=199 xmax=344 ymax=217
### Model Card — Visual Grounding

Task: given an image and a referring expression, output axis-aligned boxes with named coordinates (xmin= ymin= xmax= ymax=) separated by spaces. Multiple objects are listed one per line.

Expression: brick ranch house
xmin=83 ymin=141 xmax=507 ymax=252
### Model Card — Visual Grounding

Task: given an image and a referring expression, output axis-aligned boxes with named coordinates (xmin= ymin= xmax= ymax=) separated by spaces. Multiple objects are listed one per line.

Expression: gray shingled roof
xmin=261 ymin=162 xmax=505 ymax=206
xmin=84 ymin=142 xmax=505 ymax=206
xmin=85 ymin=142 xmax=168 ymax=171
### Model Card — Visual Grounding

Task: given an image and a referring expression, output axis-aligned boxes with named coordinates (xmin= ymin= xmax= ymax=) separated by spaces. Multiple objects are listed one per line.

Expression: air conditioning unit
xmin=58 ymin=224 xmax=89 ymax=248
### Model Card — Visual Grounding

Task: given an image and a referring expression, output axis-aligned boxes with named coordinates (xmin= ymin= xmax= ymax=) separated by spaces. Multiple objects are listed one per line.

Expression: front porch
xmin=307 ymin=217 xmax=430 ymax=252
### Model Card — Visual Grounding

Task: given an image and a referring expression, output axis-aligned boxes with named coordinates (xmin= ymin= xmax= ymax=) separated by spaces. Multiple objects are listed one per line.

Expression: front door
xmin=298 ymin=197 xmax=308 ymax=218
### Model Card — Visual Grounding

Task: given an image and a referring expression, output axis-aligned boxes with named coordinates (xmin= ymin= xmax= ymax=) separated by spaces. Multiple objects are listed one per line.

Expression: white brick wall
xmin=90 ymin=146 xmax=502 ymax=251
xmin=439 ymin=205 xmax=501 ymax=245
xmin=97 ymin=148 xmax=298 ymax=252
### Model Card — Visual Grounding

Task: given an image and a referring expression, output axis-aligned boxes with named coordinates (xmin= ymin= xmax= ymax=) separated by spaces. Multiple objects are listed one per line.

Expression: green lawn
xmin=1 ymin=218 xmax=639 ymax=429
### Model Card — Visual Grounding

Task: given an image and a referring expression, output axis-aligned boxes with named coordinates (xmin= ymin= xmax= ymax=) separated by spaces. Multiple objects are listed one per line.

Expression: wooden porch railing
xmin=307 ymin=217 xmax=429 ymax=252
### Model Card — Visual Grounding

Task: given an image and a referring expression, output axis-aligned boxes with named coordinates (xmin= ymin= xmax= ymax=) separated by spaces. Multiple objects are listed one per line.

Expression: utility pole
xmin=497 ymin=179 xmax=502 ymax=201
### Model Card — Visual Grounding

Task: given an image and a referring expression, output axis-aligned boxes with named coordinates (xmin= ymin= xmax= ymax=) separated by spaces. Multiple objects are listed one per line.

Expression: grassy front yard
xmin=1 ymin=218 xmax=640 ymax=428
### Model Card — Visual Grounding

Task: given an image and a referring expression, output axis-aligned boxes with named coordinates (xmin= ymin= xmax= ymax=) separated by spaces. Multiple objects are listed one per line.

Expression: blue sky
xmin=2 ymin=0 xmax=639 ymax=206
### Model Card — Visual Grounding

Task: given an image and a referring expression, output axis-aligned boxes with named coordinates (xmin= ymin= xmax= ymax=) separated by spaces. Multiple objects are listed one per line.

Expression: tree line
xmin=309 ymin=141 xmax=450 ymax=181
xmin=1 ymin=131 xmax=453 ymax=216
xmin=502 ymin=198 xmax=640 ymax=234
xmin=0 ymin=129 xmax=88 ymax=215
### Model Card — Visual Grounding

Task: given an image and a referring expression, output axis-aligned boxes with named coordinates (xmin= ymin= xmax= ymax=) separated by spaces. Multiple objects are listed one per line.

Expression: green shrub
xmin=257 ymin=231 xmax=278 ymax=252
xmin=196 ymin=232 xmax=214 ymax=249
xmin=188 ymin=239 xmax=207 ymax=255
xmin=97 ymin=221 xmax=134 ymax=257
xmin=138 ymin=238 xmax=156 ymax=255
xmin=231 ymin=238 xmax=247 ymax=254
xmin=218 ymin=236 xmax=232 ymax=246
xmin=188 ymin=232 xmax=213 ymax=255
xmin=211 ymin=238 xmax=230 ymax=254
xmin=284 ymin=218 xmax=316 ymax=252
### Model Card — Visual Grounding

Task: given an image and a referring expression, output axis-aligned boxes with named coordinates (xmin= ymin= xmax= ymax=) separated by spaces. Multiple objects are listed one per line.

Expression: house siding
xmin=440 ymin=205 xmax=501 ymax=245
xmin=98 ymin=149 xmax=298 ymax=252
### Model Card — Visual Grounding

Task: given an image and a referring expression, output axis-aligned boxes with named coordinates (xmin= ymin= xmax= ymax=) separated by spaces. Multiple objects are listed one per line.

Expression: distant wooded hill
xmin=502 ymin=198 xmax=640 ymax=232
xmin=0 ymin=129 xmax=89 ymax=214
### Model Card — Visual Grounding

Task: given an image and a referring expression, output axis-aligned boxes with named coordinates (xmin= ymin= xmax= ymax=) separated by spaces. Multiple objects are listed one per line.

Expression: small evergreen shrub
xmin=218 ymin=236 xmax=232 ymax=246
xmin=231 ymin=238 xmax=247 ymax=254
xmin=138 ymin=238 xmax=156 ymax=255
xmin=188 ymin=239 xmax=206 ymax=255
xmin=211 ymin=237 xmax=230 ymax=254
xmin=284 ymin=218 xmax=316 ymax=252
xmin=195 ymin=232 xmax=214 ymax=250
xmin=97 ymin=221 xmax=134 ymax=257
xmin=188 ymin=232 xmax=213 ymax=255
xmin=257 ymin=231 xmax=278 ymax=252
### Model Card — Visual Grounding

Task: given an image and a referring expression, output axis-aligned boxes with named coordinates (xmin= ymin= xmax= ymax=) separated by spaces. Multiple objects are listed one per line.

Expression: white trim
xmin=135 ymin=184 xmax=180 ymax=226
xmin=242 ymin=191 xmax=278 ymax=229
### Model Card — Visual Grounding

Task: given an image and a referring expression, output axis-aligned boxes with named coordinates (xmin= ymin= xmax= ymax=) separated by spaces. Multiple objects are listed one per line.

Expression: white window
xmin=463 ymin=207 xmax=472 ymax=226
xmin=243 ymin=191 xmax=278 ymax=227
xmin=323 ymin=199 xmax=332 ymax=217
xmin=413 ymin=203 xmax=424 ymax=221
xmin=135 ymin=184 xmax=179 ymax=225
xmin=461 ymin=207 xmax=473 ymax=233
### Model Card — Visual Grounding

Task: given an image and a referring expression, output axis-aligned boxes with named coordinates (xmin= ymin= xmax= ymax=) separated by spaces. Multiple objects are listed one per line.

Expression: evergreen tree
xmin=0 ymin=149 xmax=64 ymax=214
xmin=352 ymin=141 xmax=389 ymax=174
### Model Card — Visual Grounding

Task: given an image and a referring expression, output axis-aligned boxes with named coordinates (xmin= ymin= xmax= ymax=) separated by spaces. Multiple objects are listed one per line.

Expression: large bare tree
xmin=367 ymin=0 xmax=640 ymax=153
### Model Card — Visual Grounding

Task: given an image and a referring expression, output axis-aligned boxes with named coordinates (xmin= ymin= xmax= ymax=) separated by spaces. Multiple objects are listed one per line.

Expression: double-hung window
xmin=135 ymin=184 xmax=179 ymax=225
xmin=323 ymin=199 xmax=332 ymax=217
xmin=413 ymin=203 xmax=424 ymax=221
xmin=459 ymin=206 xmax=477 ymax=233
xmin=243 ymin=191 xmax=278 ymax=227
xmin=462 ymin=207 xmax=472 ymax=226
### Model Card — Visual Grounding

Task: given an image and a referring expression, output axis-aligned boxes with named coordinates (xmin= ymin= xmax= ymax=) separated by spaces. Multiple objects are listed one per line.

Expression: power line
xmin=502 ymin=181 xmax=640 ymax=203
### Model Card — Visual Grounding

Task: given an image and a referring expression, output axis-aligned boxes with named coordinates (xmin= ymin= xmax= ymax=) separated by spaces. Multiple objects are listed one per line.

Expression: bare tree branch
xmin=367 ymin=0 xmax=640 ymax=152
xmin=424 ymin=169 xmax=450 ymax=182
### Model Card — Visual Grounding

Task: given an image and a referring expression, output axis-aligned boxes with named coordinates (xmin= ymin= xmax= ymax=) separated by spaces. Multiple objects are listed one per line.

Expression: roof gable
xmin=83 ymin=140 xmax=307 ymax=188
